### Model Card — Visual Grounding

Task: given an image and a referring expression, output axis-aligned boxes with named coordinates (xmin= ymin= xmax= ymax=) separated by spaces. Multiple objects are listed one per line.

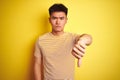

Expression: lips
xmin=55 ymin=26 xmax=62 ymax=30
xmin=56 ymin=26 xmax=61 ymax=27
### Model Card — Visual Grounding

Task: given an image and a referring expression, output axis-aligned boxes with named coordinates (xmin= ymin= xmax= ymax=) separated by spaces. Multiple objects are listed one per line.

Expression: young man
xmin=34 ymin=3 xmax=92 ymax=80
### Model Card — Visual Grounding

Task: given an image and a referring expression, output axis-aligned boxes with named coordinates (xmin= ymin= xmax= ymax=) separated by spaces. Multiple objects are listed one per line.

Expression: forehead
xmin=50 ymin=12 xmax=66 ymax=17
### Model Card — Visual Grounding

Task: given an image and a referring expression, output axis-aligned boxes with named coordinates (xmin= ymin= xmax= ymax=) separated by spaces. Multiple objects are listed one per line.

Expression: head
xmin=48 ymin=3 xmax=68 ymax=33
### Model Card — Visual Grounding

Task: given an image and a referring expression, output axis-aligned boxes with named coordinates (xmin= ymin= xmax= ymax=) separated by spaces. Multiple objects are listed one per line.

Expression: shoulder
xmin=66 ymin=32 xmax=81 ymax=43
xmin=66 ymin=32 xmax=80 ymax=37
xmin=35 ymin=33 xmax=50 ymax=47
xmin=37 ymin=33 xmax=50 ymax=41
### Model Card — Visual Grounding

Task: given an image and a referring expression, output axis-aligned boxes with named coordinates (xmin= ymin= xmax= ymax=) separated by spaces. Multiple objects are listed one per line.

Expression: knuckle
xmin=79 ymin=52 xmax=84 ymax=57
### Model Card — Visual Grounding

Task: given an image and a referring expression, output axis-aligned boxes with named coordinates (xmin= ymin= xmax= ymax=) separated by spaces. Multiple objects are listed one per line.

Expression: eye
xmin=60 ymin=17 xmax=64 ymax=20
xmin=51 ymin=17 xmax=57 ymax=20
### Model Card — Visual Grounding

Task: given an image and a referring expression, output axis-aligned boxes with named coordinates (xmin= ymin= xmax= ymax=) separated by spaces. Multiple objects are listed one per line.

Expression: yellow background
xmin=0 ymin=0 xmax=120 ymax=80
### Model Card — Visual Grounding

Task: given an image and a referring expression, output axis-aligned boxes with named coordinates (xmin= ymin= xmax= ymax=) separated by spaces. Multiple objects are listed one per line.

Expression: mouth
xmin=56 ymin=26 xmax=61 ymax=27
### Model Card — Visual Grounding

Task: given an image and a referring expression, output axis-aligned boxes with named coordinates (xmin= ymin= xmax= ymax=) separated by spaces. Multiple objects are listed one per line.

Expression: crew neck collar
xmin=49 ymin=32 xmax=67 ymax=37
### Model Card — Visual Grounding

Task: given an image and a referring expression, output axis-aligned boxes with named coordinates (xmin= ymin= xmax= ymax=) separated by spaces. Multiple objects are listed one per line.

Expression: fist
xmin=72 ymin=39 xmax=86 ymax=58
xmin=72 ymin=34 xmax=92 ymax=67
xmin=72 ymin=39 xmax=87 ymax=67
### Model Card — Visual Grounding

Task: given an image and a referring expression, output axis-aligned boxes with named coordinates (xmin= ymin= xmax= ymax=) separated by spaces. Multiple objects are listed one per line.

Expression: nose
xmin=56 ymin=19 xmax=60 ymax=25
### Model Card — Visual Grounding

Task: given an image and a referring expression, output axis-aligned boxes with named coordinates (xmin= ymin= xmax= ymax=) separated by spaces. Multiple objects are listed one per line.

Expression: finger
xmin=73 ymin=47 xmax=84 ymax=57
xmin=77 ymin=41 xmax=87 ymax=49
xmin=80 ymin=43 xmax=86 ymax=49
xmin=72 ymin=51 xmax=82 ymax=59
xmin=77 ymin=59 xmax=82 ymax=67
xmin=75 ymin=44 xmax=85 ymax=53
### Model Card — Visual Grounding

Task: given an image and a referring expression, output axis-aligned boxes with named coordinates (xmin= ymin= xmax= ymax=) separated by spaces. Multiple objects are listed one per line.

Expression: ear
xmin=66 ymin=17 xmax=68 ymax=23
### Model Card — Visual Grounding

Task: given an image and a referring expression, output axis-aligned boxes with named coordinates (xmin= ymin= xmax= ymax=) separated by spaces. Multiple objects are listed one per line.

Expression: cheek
xmin=50 ymin=21 xmax=55 ymax=25
xmin=62 ymin=20 xmax=67 ymax=25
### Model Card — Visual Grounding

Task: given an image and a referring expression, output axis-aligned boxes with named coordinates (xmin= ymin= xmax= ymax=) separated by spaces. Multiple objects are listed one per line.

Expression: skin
xmin=34 ymin=11 xmax=92 ymax=80
xmin=72 ymin=34 xmax=92 ymax=67
xmin=34 ymin=56 xmax=42 ymax=80
xmin=49 ymin=12 xmax=67 ymax=36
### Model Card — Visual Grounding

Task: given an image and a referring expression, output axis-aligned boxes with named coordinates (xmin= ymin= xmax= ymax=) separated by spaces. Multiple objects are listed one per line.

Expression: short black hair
xmin=49 ymin=3 xmax=68 ymax=16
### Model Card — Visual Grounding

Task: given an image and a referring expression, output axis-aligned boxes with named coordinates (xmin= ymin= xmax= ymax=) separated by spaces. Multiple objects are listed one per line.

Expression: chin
xmin=54 ymin=28 xmax=62 ymax=32
xmin=56 ymin=29 xmax=63 ymax=32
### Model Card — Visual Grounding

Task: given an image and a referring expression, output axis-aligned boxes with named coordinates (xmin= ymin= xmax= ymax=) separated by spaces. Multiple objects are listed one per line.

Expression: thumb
xmin=77 ymin=59 xmax=82 ymax=67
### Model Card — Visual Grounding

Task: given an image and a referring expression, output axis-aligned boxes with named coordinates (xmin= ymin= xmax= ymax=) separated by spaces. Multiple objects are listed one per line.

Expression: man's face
xmin=49 ymin=12 xmax=67 ymax=33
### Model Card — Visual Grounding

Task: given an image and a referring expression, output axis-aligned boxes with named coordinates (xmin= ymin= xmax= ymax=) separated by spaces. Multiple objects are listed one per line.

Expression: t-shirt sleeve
xmin=72 ymin=33 xmax=81 ymax=44
xmin=34 ymin=39 xmax=42 ymax=58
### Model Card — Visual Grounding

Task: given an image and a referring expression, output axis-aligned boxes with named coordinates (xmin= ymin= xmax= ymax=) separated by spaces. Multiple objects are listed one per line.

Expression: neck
xmin=51 ymin=31 xmax=64 ymax=36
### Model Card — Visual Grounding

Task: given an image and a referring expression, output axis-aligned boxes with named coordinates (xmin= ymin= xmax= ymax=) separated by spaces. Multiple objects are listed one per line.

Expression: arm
xmin=34 ymin=40 xmax=43 ymax=80
xmin=34 ymin=56 xmax=43 ymax=80
xmin=72 ymin=34 xmax=92 ymax=67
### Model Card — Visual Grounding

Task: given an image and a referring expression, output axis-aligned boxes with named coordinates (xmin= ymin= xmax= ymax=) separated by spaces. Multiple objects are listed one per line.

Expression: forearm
xmin=34 ymin=63 xmax=41 ymax=80
xmin=34 ymin=57 xmax=43 ymax=80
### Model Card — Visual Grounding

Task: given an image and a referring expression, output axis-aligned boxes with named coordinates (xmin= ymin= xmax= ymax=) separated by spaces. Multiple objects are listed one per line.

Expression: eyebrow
xmin=51 ymin=16 xmax=65 ymax=18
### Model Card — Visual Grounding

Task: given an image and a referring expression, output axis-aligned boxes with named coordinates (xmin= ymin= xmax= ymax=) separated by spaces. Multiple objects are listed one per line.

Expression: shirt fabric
xmin=34 ymin=32 xmax=79 ymax=80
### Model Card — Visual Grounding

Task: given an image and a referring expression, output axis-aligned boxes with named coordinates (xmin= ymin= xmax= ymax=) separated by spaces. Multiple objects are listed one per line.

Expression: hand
xmin=72 ymin=39 xmax=86 ymax=67
xmin=72 ymin=34 xmax=92 ymax=67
